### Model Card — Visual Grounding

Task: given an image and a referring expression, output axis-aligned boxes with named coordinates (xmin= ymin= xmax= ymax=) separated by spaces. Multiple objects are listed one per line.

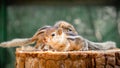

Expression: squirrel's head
xmin=54 ymin=21 xmax=78 ymax=35
xmin=45 ymin=27 xmax=68 ymax=51
xmin=45 ymin=27 xmax=66 ymax=43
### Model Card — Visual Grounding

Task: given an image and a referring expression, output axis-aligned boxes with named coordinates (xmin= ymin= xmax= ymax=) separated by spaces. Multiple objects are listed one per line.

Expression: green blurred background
xmin=0 ymin=0 xmax=120 ymax=68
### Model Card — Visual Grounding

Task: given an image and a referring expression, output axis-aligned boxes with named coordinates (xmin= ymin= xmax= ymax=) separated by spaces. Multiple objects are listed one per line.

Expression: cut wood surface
xmin=16 ymin=48 xmax=120 ymax=68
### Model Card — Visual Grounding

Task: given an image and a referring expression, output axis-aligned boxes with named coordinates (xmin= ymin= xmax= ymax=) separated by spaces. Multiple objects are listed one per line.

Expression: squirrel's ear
xmin=35 ymin=30 xmax=46 ymax=36
xmin=57 ymin=28 xmax=63 ymax=35
xmin=33 ymin=30 xmax=45 ymax=38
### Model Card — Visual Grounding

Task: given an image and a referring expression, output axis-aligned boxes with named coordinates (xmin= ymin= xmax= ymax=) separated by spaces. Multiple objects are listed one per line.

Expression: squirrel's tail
xmin=86 ymin=40 xmax=116 ymax=50
xmin=94 ymin=41 xmax=116 ymax=50
xmin=0 ymin=38 xmax=35 ymax=48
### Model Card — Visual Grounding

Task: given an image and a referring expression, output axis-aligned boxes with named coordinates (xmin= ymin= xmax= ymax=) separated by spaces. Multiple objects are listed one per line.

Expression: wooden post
xmin=16 ymin=48 xmax=120 ymax=68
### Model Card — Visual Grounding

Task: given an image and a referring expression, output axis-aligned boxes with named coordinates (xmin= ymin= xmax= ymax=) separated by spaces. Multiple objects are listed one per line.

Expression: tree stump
xmin=16 ymin=48 xmax=120 ymax=68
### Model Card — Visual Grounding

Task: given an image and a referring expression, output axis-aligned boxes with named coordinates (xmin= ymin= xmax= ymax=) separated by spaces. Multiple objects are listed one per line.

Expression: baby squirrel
xmin=0 ymin=21 xmax=77 ymax=49
xmin=42 ymin=27 xmax=116 ymax=51
xmin=43 ymin=27 xmax=85 ymax=51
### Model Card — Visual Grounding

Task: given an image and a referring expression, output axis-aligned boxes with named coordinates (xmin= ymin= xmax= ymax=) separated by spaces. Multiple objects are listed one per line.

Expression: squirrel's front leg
xmin=34 ymin=41 xmax=41 ymax=49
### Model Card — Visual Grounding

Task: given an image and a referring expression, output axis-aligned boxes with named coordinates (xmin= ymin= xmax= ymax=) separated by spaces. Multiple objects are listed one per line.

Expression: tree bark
xmin=16 ymin=48 xmax=120 ymax=68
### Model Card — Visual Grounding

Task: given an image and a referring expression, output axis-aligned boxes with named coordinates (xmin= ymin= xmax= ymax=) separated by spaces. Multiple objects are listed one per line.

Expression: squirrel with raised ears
xmin=41 ymin=27 xmax=116 ymax=51
xmin=43 ymin=27 xmax=85 ymax=51
xmin=0 ymin=21 xmax=117 ymax=51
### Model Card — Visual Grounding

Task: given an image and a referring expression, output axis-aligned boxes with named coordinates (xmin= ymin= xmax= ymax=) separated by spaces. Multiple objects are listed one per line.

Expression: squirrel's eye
xmin=68 ymin=29 xmax=72 ymax=31
xmin=51 ymin=33 xmax=55 ymax=37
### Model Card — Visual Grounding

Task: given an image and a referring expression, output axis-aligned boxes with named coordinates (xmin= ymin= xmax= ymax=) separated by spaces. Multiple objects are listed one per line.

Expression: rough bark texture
xmin=16 ymin=48 xmax=120 ymax=68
